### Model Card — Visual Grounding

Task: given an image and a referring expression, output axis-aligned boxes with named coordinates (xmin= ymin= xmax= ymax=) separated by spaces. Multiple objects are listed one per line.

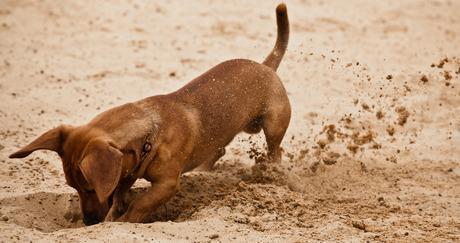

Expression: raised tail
xmin=262 ymin=3 xmax=289 ymax=71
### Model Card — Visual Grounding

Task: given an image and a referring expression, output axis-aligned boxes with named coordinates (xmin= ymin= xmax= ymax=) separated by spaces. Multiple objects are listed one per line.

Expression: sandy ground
xmin=0 ymin=0 xmax=459 ymax=242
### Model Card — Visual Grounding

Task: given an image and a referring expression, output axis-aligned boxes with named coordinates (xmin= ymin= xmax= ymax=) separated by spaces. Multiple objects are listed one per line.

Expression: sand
xmin=0 ymin=0 xmax=459 ymax=242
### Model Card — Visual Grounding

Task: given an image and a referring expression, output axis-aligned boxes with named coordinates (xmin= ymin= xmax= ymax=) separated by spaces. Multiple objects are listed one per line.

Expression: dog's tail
xmin=262 ymin=3 xmax=289 ymax=71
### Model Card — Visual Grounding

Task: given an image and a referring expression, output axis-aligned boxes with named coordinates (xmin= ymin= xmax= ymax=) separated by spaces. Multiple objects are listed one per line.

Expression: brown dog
xmin=9 ymin=3 xmax=290 ymax=224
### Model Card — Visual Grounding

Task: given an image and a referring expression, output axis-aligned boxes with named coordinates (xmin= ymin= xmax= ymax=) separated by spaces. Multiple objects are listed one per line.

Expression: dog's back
xmin=163 ymin=3 xmax=291 ymax=170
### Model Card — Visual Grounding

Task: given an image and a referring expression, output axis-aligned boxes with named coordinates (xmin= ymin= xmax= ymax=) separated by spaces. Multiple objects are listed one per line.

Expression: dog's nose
xmin=83 ymin=214 xmax=101 ymax=226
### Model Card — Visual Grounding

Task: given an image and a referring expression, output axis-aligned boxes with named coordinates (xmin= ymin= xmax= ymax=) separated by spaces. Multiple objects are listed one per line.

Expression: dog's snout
xmin=83 ymin=214 xmax=101 ymax=226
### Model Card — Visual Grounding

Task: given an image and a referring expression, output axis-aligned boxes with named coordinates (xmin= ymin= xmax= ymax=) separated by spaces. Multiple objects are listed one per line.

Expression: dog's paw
xmin=104 ymin=211 xmax=117 ymax=222
xmin=114 ymin=213 xmax=131 ymax=223
xmin=104 ymin=207 xmax=122 ymax=222
xmin=104 ymin=213 xmax=116 ymax=222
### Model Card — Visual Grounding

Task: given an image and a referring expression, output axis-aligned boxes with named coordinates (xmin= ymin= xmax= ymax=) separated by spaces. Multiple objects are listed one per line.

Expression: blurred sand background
xmin=0 ymin=0 xmax=459 ymax=242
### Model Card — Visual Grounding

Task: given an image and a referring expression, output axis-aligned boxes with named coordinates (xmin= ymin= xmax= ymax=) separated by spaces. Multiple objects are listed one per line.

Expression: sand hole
xmin=0 ymin=192 xmax=82 ymax=232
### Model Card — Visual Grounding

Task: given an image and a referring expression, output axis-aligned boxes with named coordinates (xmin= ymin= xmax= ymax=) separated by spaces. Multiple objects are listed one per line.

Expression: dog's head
xmin=9 ymin=125 xmax=126 ymax=225
xmin=9 ymin=104 xmax=159 ymax=225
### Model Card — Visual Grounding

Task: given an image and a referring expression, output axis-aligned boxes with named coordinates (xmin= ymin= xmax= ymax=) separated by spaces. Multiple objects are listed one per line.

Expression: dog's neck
xmin=123 ymin=121 xmax=159 ymax=179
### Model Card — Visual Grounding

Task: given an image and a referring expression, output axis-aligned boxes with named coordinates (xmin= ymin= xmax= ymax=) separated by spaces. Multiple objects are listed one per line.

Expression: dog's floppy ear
xmin=9 ymin=125 xmax=71 ymax=158
xmin=79 ymin=140 xmax=123 ymax=204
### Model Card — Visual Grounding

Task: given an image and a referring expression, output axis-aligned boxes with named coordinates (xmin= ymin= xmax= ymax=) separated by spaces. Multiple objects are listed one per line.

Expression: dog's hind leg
xmin=262 ymin=102 xmax=291 ymax=163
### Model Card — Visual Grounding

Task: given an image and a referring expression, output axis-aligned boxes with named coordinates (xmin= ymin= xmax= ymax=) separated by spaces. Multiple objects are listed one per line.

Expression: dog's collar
xmin=125 ymin=124 xmax=159 ymax=179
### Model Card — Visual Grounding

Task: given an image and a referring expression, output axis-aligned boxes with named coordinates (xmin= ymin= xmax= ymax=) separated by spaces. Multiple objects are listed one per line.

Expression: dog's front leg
xmin=105 ymin=177 xmax=136 ymax=222
xmin=116 ymin=178 xmax=179 ymax=223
